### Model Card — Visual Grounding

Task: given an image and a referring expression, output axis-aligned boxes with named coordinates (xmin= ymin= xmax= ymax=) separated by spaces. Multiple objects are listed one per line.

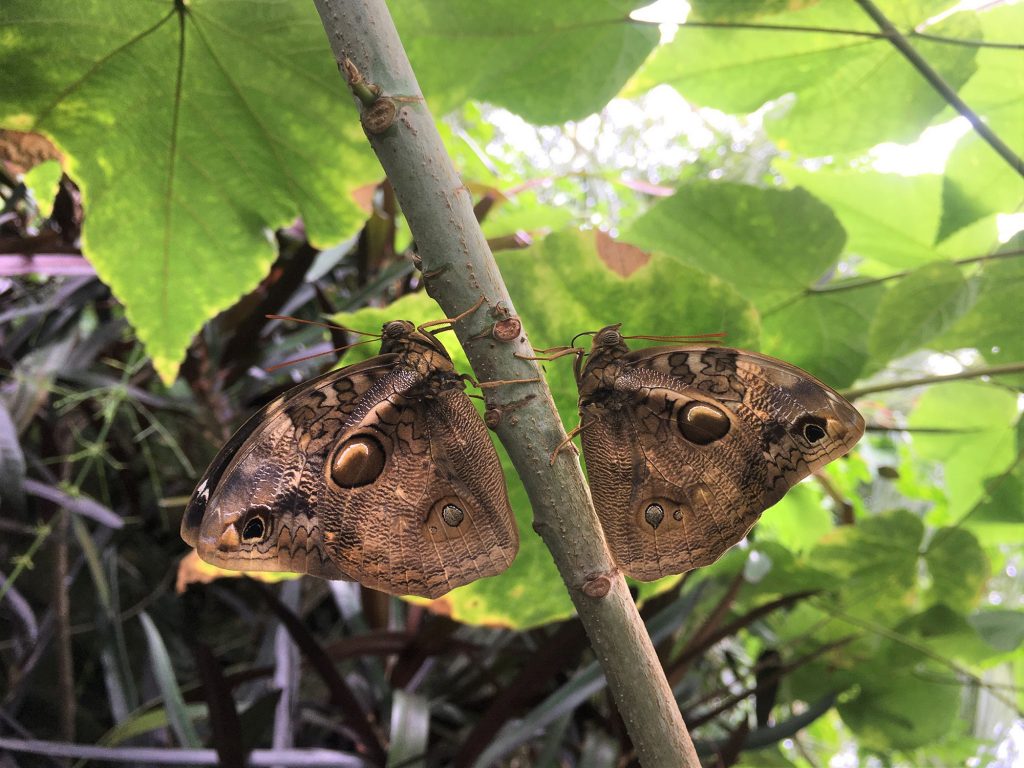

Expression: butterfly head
xmin=590 ymin=324 xmax=626 ymax=352
xmin=380 ymin=320 xmax=451 ymax=359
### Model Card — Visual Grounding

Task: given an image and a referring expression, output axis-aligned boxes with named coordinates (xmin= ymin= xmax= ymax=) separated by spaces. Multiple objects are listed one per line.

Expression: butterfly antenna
xmin=570 ymin=330 xmax=598 ymax=348
xmin=624 ymin=332 xmax=727 ymax=344
xmin=264 ymin=337 xmax=379 ymax=373
xmin=265 ymin=314 xmax=382 ymax=338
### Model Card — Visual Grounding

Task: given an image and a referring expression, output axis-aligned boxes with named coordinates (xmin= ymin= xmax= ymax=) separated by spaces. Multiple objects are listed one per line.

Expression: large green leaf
xmin=938 ymin=3 xmax=1024 ymax=240
xmin=867 ymin=261 xmax=977 ymax=367
xmin=622 ymin=182 xmax=846 ymax=310
xmin=761 ymin=281 xmax=885 ymax=388
xmin=629 ymin=2 xmax=978 ymax=155
xmin=753 ymin=483 xmax=833 ymax=554
xmin=922 ymin=526 xmax=988 ymax=612
xmin=336 ymin=229 xmax=758 ymax=627
xmin=938 ymin=234 xmax=1024 ymax=364
xmin=779 ymin=165 xmax=945 ymax=271
xmin=393 ymin=0 xmax=659 ymax=124
xmin=0 ymin=0 xmax=381 ymax=382
xmin=838 ymin=651 xmax=961 ymax=751
xmin=909 ymin=382 xmax=1020 ymax=524
xmin=810 ymin=509 xmax=923 ymax=618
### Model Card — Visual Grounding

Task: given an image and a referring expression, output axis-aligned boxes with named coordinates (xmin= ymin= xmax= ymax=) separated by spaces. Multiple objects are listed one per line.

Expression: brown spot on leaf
xmin=595 ymin=230 xmax=649 ymax=277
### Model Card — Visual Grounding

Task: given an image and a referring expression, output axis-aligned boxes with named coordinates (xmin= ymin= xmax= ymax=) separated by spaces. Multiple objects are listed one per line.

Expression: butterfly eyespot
xmin=331 ymin=436 xmax=386 ymax=488
xmin=644 ymin=503 xmax=664 ymax=530
xmin=804 ymin=423 xmax=827 ymax=442
xmin=241 ymin=515 xmax=266 ymax=542
xmin=672 ymin=508 xmax=684 ymax=521
xmin=441 ymin=504 xmax=465 ymax=527
xmin=678 ymin=401 xmax=730 ymax=445
xmin=802 ymin=422 xmax=828 ymax=443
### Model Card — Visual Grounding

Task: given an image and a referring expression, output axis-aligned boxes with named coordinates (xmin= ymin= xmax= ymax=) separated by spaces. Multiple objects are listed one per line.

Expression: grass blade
xmin=138 ymin=612 xmax=202 ymax=748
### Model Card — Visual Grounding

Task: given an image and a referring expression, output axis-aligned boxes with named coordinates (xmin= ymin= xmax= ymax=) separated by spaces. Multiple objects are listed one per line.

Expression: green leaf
xmin=23 ymin=159 xmax=62 ymax=219
xmin=923 ymin=527 xmax=988 ymax=612
xmin=761 ymin=281 xmax=885 ymax=388
xmin=969 ymin=461 xmax=1024 ymax=544
xmin=138 ymin=612 xmax=202 ymax=748
xmin=868 ymin=262 xmax=976 ymax=367
xmin=394 ymin=1 xmax=659 ymax=124
xmin=938 ymin=4 xmax=1024 ymax=240
xmin=779 ymin=165 xmax=944 ymax=271
xmin=98 ymin=703 xmax=208 ymax=747
xmin=337 ymin=230 xmax=758 ymax=628
xmin=811 ymin=510 xmax=923 ymax=617
xmin=754 ymin=482 xmax=833 ymax=554
xmin=0 ymin=0 xmax=381 ymax=382
xmin=969 ymin=610 xmax=1024 ymax=652
xmin=938 ymin=235 xmax=1024 ymax=364
xmin=909 ymin=382 xmax=1019 ymax=523
xmin=629 ymin=2 xmax=978 ymax=155
xmin=838 ymin=654 xmax=961 ymax=750
xmin=622 ymin=182 xmax=845 ymax=310
xmin=900 ymin=604 xmax=1004 ymax=666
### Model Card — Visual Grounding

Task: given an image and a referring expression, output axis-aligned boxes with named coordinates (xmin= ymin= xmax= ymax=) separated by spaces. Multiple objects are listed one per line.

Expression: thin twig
xmin=808 ymin=249 xmax=1024 ymax=295
xmin=633 ymin=17 xmax=1024 ymax=50
xmin=842 ymin=361 xmax=1024 ymax=399
xmin=855 ymin=0 xmax=1024 ymax=176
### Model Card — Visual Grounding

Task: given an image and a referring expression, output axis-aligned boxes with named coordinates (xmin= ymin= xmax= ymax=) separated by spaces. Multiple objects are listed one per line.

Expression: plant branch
xmin=311 ymin=2 xmax=699 ymax=765
xmin=843 ymin=361 xmax=1024 ymax=400
xmin=635 ymin=18 xmax=1023 ymax=50
xmin=855 ymin=0 xmax=1024 ymax=177
xmin=807 ymin=249 xmax=1024 ymax=295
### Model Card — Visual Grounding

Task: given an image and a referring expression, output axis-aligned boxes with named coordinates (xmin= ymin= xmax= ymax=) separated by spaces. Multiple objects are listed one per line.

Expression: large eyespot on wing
xmin=319 ymin=387 xmax=519 ymax=599
xmin=181 ymin=356 xmax=399 ymax=579
xmin=330 ymin=435 xmax=387 ymax=488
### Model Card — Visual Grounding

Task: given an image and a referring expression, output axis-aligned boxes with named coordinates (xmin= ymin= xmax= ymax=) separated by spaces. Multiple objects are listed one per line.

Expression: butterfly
xmin=569 ymin=324 xmax=864 ymax=581
xmin=180 ymin=320 xmax=519 ymax=599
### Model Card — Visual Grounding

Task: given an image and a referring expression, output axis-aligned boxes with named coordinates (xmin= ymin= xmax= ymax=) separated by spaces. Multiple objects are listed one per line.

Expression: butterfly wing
xmin=181 ymin=356 xmax=400 ymax=580
xmin=581 ymin=346 xmax=864 ymax=580
xmin=183 ymin=357 xmax=518 ymax=598
xmin=320 ymin=379 xmax=519 ymax=598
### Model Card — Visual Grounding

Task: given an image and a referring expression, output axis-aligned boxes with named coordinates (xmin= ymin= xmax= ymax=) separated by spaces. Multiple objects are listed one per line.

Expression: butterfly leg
xmin=550 ymin=424 xmax=584 ymax=465
xmin=419 ymin=295 xmax=486 ymax=334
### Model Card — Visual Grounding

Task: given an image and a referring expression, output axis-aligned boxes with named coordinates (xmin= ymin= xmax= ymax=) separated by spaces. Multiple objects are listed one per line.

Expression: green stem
xmin=311 ymin=2 xmax=699 ymax=765
xmin=0 ymin=523 xmax=52 ymax=605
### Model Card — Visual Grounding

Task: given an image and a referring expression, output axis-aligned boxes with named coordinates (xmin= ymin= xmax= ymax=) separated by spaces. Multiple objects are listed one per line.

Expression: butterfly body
xmin=577 ymin=325 xmax=864 ymax=581
xmin=181 ymin=321 xmax=519 ymax=598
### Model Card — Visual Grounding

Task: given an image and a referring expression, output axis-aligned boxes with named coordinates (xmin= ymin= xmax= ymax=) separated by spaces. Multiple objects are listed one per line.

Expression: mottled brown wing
xmin=581 ymin=346 xmax=864 ymax=580
xmin=320 ymin=374 xmax=519 ymax=599
xmin=181 ymin=356 xmax=400 ymax=580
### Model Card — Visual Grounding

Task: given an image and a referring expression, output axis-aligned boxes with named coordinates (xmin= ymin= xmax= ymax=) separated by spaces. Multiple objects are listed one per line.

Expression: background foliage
xmin=1 ymin=0 xmax=1022 ymax=765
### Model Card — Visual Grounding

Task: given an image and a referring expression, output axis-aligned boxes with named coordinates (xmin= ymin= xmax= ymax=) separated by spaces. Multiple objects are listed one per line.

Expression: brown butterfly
xmin=569 ymin=324 xmax=864 ymax=581
xmin=180 ymin=320 xmax=519 ymax=599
